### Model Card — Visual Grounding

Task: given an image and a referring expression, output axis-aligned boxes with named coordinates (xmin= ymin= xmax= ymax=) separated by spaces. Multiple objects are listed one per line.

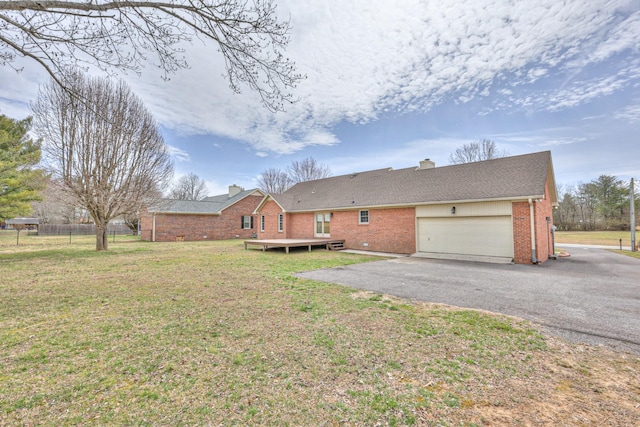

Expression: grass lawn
xmin=555 ymin=230 xmax=635 ymax=246
xmin=610 ymin=250 xmax=640 ymax=260
xmin=1 ymin=234 xmax=639 ymax=425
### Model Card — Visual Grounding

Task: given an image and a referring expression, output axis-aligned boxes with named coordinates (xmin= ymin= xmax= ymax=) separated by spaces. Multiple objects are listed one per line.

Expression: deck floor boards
xmin=244 ymin=238 xmax=345 ymax=254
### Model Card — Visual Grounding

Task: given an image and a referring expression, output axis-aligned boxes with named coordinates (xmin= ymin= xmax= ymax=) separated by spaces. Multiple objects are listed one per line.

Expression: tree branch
xmin=0 ymin=0 xmax=301 ymax=112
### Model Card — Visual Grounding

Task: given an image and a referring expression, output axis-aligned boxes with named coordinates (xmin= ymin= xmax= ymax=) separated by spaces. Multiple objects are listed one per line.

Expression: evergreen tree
xmin=0 ymin=115 xmax=45 ymax=220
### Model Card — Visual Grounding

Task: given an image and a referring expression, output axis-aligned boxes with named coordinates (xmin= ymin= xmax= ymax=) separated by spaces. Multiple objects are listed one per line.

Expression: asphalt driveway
xmin=296 ymin=248 xmax=640 ymax=355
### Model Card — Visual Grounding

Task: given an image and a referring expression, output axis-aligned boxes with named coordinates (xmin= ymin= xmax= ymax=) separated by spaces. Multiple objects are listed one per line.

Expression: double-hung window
xmin=277 ymin=213 xmax=284 ymax=232
xmin=241 ymin=215 xmax=253 ymax=229
xmin=359 ymin=210 xmax=369 ymax=224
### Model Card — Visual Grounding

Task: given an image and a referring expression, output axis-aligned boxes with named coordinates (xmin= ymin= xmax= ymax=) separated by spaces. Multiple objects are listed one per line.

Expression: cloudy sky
xmin=1 ymin=0 xmax=639 ymax=196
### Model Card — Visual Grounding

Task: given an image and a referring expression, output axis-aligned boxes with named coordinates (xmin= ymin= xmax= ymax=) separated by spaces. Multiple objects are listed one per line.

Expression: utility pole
xmin=631 ymin=178 xmax=636 ymax=252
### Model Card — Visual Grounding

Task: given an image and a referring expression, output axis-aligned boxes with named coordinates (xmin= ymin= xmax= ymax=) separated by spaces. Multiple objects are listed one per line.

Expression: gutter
xmin=149 ymin=211 xmax=221 ymax=215
xmin=529 ymin=198 xmax=537 ymax=264
xmin=283 ymin=195 xmax=546 ymax=214
xmin=152 ymin=213 xmax=156 ymax=242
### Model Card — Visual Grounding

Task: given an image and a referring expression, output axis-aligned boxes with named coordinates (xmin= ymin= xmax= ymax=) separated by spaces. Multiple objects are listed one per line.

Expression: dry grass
xmin=1 ymin=236 xmax=639 ymax=426
xmin=610 ymin=250 xmax=640 ymax=260
xmin=555 ymin=230 xmax=634 ymax=246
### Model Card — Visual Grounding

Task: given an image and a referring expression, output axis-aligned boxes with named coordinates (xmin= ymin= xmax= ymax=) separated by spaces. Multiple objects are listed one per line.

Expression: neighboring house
xmin=4 ymin=217 xmax=39 ymax=230
xmin=254 ymin=151 xmax=558 ymax=264
xmin=141 ymin=185 xmax=264 ymax=242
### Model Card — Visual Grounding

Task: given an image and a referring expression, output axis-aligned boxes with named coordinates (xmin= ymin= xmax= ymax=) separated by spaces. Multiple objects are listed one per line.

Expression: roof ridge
xmin=272 ymin=151 xmax=554 ymax=211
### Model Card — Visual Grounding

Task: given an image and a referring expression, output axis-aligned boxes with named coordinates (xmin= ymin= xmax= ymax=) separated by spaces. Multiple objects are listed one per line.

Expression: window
xmin=241 ymin=215 xmax=253 ymax=229
xmin=278 ymin=213 xmax=283 ymax=232
xmin=260 ymin=215 xmax=265 ymax=232
xmin=359 ymin=210 xmax=369 ymax=224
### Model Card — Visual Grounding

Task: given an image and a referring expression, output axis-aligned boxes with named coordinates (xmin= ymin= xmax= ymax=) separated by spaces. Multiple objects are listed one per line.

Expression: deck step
xmin=328 ymin=241 xmax=345 ymax=251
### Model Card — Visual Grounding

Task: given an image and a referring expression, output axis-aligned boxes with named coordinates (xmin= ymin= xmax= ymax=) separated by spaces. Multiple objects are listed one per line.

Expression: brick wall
xmin=512 ymin=201 xmax=532 ymax=264
xmin=256 ymin=201 xmax=316 ymax=240
xmin=139 ymin=208 xmax=153 ymax=241
xmin=256 ymin=202 xmax=416 ymax=253
xmin=257 ymin=199 xmax=288 ymax=239
xmin=256 ymin=195 xmax=555 ymax=262
xmin=288 ymin=212 xmax=314 ymax=238
xmin=332 ymin=207 xmax=416 ymax=254
xmin=140 ymin=195 xmax=262 ymax=242
xmin=534 ymin=181 xmax=554 ymax=262
xmin=512 ymin=182 xmax=554 ymax=264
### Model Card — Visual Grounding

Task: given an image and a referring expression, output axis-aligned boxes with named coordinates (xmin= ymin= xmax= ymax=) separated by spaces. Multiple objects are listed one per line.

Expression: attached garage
xmin=255 ymin=151 xmax=558 ymax=264
xmin=416 ymin=202 xmax=514 ymax=261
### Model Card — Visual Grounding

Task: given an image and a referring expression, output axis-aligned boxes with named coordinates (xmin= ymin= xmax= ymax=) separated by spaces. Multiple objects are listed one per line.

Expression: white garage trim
xmin=416 ymin=214 xmax=514 ymax=263
xmin=416 ymin=200 xmax=512 ymax=217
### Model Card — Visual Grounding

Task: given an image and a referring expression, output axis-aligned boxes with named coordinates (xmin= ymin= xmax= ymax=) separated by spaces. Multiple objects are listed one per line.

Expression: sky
xmin=1 ymin=0 xmax=639 ymax=197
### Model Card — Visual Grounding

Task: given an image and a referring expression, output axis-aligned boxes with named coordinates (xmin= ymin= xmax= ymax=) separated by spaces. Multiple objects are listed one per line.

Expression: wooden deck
xmin=244 ymin=238 xmax=345 ymax=254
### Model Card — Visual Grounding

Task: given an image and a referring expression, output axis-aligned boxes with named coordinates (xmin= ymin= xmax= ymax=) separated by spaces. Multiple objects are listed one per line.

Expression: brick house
xmin=254 ymin=151 xmax=558 ymax=264
xmin=140 ymin=185 xmax=264 ymax=242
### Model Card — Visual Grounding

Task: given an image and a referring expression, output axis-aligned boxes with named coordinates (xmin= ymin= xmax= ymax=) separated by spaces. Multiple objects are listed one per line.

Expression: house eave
xmin=253 ymin=194 xmax=287 ymax=214
xmin=149 ymin=211 xmax=221 ymax=216
xmin=284 ymin=195 xmax=547 ymax=213
xmin=219 ymin=189 xmax=265 ymax=214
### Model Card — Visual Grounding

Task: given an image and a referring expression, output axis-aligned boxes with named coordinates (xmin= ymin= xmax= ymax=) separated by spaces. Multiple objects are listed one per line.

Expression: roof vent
xmin=419 ymin=159 xmax=435 ymax=169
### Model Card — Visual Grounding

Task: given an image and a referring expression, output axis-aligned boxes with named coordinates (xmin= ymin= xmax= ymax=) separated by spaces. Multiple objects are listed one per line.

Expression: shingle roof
xmin=6 ymin=217 xmax=40 ymax=225
xmin=271 ymin=151 xmax=556 ymax=212
xmin=149 ymin=189 xmax=263 ymax=214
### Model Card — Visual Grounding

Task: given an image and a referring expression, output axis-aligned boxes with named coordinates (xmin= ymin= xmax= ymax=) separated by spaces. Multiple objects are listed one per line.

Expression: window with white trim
xmin=278 ymin=213 xmax=283 ymax=232
xmin=359 ymin=210 xmax=369 ymax=224
xmin=260 ymin=215 xmax=265 ymax=232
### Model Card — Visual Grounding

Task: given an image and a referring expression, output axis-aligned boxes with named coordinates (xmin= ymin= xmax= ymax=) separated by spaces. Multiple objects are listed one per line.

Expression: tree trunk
xmin=95 ymin=220 xmax=108 ymax=251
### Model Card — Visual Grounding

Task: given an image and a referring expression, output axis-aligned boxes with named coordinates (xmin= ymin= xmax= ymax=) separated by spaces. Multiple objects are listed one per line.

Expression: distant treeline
xmin=554 ymin=175 xmax=638 ymax=231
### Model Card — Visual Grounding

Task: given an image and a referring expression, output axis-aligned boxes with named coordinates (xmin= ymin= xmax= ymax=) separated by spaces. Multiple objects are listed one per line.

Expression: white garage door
xmin=417 ymin=216 xmax=513 ymax=258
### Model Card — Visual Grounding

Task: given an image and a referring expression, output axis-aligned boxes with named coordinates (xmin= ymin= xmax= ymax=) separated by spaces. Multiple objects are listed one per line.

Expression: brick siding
xmin=512 ymin=181 xmax=554 ymax=264
xmin=140 ymin=195 xmax=262 ymax=242
xmin=288 ymin=212 xmax=315 ymax=238
xmin=255 ymin=178 xmax=555 ymax=263
xmin=257 ymin=200 xmax=288 ymax=239
xmin=512 ymin=201 xmax=532 ymax=264
xmin=332 ymin=208 xmax=416 ymax=253
xmin=534 ymin=181 xmax=554 ymax=262
xmin=256 ymin=202 xmax=416 ymax=254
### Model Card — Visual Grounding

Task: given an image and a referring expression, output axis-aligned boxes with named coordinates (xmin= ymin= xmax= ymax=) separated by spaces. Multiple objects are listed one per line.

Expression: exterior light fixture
xmin=451 ymin=206 xmax=456 ymax=215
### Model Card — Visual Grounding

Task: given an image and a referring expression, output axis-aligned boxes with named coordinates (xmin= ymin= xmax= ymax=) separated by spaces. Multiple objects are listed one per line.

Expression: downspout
xmin=528 ymin=198 xmax=537 ymax=264
xmin=152 ymin=213 xmax=156 ymax=242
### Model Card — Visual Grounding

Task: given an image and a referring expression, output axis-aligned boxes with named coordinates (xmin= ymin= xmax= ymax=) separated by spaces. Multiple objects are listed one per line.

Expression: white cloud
xmin=326 ymin=137 xmax=470 ymax=175
xmin=564 ymin=8 xmax=640 ymax=69
xmin=168 ymin=1 xmax=637 ymax=153
xmin=1 ymin=0 xmax=639 ymax=157
xmin=488 ymin=128 xmax=591 ymax=151
xmin=0 ymin=58 xmax=48 ymax=118
xmin=535 ymin=137 xmax=588 ymax=147
xmin=203 ymin=179 xmax=224 ymax=197
xmin=167 ymin=145 xmax=190 ymax=162
xmin=614 ymin=103 xmax=640 ymax=122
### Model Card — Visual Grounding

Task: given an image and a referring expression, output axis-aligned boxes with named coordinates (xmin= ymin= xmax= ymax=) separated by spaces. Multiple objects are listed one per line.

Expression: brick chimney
xmin=228 ymin=184 xmax=243 ymax=197
xmin=418 ymin=159 xmax=435 ymax=169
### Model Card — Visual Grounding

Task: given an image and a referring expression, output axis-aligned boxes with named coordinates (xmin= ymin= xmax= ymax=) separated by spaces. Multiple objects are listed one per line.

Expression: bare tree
xmin=169 ymin=173 xmax=208 ymax=200
xmin=256 ymin=167 xmax=292 ymax=194
xmin=30 ymin=177 xmax=79 ymax=224
xmin=288 ymin=157 xmax=331 ymax=183
xmin=257 ymin=157 xmax=331 ymax=193
xmin=448 ymin=139 xmax=509 ymax=164
xmin=32 ymin=71 xmax=173 ymax=251
xmin=0 ymin=0 xmax=301 ymax=112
